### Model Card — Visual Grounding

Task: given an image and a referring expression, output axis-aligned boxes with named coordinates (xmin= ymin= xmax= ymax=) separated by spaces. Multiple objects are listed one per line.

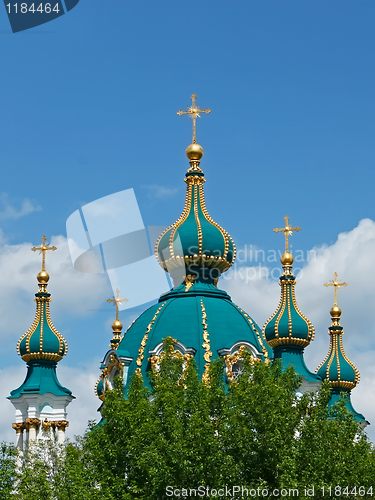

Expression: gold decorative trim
xmin=193 ymin=185 xmax=203 ymax=256
xmin=290 ymin=285 xmax=315 ymax=342
xmin=184 ymin=274 xmax=196 ymax=292
xmin=267 ymin=337 xmax=310 ymax=348
xmin=42 ymin=419 xmax=69 ymax=431
xmin=274 ymin=282 xmax=287 ymax=338
xmin=94 ymin=375 xmax=104 ymax=401
xmin=169 ymin=180 xmax=194 ymax=260
xmin=235 ymin=305 xmax=268 ymax=359
xmin=201 ymin=299 xmax=212 ymax=384
xmin=149 ymin=349 xmax=193 ymax=373
xmin=45 ymin=299 xmax=67 ymax=355
xmin=21 ymin=352 xmax=63 ymax=363
xmin=198 ymin=182 xmax=232 ymax=260
xmin=12 ymin=423 xmax=24 ymax=434
xmin=24 ymin=418 xmax=41 ymax=431
xmin=159 ymin=254 xmax=232 ymax=274
xmin=224 ymin=345 xmax=261 ymax=383
xmin=136 ymin=303 xmax=166 ymax=368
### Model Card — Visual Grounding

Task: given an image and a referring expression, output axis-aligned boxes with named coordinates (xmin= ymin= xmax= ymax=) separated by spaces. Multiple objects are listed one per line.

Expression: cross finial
xmin=31 ymin=235 xmax=57 ymax=271
xmin=107 ymin=289 xmax=128 ymax=320
xmin=177 ymin=94 xmax=211 ymax=144
xmin=324 ymin=272 xmax=347 ymax=306
xmin=273 ymin=216 xmax=301 ymax=254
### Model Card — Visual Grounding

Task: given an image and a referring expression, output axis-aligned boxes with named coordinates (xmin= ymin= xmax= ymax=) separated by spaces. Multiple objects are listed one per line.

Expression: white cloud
xmin=0 ymin=194 xmax=41 ymax=220
xmin=142 ymin=184 xmax=179 ymax=199
xmin=58 ymin=362 xmax=102 ymax=439
xmin=221 ymin=218 xmax=375 ymax=442
xmin=0 ymin=362 xmax=101 ymax=444
xmin=0 ymin=235 xmax=107 ymax=344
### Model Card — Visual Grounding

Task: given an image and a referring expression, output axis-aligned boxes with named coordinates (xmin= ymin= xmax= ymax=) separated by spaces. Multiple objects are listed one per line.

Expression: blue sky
xmin=1 ymin=0 xmax=375 ymax=441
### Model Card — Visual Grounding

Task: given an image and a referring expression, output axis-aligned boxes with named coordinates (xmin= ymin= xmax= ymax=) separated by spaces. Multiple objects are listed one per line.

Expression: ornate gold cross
xmin=324 ymin=272 xmax=347 ymax=306
xmin=273 ymin=216 xmax=301 ymax=253
xmin=31 ymin=235 xmax=57 ymax=271
xmin=107 ymin=289 xmax=128 ymax=320
xmin=177 ymin=94 xmax=211 ymax=144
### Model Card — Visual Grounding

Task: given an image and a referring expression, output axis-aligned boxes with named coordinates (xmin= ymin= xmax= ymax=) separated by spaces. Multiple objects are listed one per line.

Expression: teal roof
xmin=8 ymin=361 xmax=72 ymax=399
xmin=328 ymin=390 xmax=367 ymax=424
xmin=264 ymin=272 xmax=315 ymax=349
xmin=273 ymin=346 xmax=321 ymax=384
xmin=116 ymin=281 xmax=272 ymax=387
xmin=17 ymin=291 xmax=67 ymax=363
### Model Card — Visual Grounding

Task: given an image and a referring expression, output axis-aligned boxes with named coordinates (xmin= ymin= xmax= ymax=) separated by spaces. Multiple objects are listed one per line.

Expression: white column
xmin=56 ymin=421 xmax=69 ymax=444
xmin=12 ymin=423 xmax=24 ymax=450
xmin=25 ymin=418 xmax=41 ymax=442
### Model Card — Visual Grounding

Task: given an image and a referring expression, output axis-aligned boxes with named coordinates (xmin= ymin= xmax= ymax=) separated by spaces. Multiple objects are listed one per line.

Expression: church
xmin=8 ymin=95 xmax=368 ymax=448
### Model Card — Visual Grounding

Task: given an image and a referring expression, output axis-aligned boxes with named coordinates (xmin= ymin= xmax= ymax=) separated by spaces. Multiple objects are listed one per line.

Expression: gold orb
xmin=112 ymin=319 xmax=123 ymax=331
xmin=37 ymin=270 xmax=50 ymax=283
xmin=330 ymin=305 xmax=342 ymax=318
xmin=280 ymin=252 xmax=294 ymax=265
xmin=186 ymin=143 xmax=204 ymax=160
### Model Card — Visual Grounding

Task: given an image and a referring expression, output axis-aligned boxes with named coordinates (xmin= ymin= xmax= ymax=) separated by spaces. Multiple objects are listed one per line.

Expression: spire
xmin=177 ymin=93 xmax=211 ymax=145
xmin=107 ymin=289 xmax=128 ymax=349
xmin=316 ymin=274 xmax=360 ymax=390
xmin=263 ymin=216 xmax=314 ymax=349
xmin=155 ymin=95 xmax=236 ymax=286
xmin=17 ymin=236 xmax=67 ymax=362
xmin=9 ymin=236 xmax=73 ymax=448
xmin=273 ymin=215 xmax=301 ymax=271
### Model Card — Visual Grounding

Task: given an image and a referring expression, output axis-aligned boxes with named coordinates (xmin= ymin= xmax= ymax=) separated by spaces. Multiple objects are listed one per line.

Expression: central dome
xmin=96 ymin=96 xmax=273 ymax=401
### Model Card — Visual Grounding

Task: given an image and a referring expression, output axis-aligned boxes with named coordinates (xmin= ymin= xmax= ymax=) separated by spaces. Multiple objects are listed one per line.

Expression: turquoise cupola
xmin=155 ymin=146 xmax=235 ymax=284
xmin=17 ymin=269 xmax=67 ymax=363
xmin=263 ymin=217 xmax=320 ymax=390
xmin=95 ymin=95 xmax=273 ymax=401
xmin=316 ymin=274 xmax=367 ymax=424
xmin=9 ymin=237 xmax=73 ymax=448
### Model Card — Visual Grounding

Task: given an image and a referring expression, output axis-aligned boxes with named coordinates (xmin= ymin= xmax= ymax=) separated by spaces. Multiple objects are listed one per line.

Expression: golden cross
xmin=177 ymin=94 xmax=211 ymax=144
xmin=107 ymin=289 xmax=128 ymax=320
xmin=273 ymin=216 xmax=301 ymax=253
xmin=31 ymin=235 xmax=57 ymax=271
xmin=324 ymin=272 xmax=347 ymax=306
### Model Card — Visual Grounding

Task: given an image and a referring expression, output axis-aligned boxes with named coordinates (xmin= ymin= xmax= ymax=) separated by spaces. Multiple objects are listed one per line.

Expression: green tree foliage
xmin=0 ymin=442 xmax=16 ymax=499
xmin=3 ymin=337 xmax=375 ymax=499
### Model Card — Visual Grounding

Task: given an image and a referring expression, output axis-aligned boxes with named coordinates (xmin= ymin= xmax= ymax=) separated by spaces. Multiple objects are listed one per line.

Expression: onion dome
xmin=17 ymin=236 xmax=67 ymax=363
xmin=263 ymin=217 xmax=315 ymax=349
xmin=155 ymin=95 xmax=235 ymax=284
xmin=316 ymin=274 xmax=360 ymax=390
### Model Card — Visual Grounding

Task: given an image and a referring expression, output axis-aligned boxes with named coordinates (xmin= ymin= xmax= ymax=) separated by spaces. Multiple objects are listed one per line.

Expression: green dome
xmin=264 ymin=272 xmax=315 ymax=349
xmin=155 ymin=165 xmax=235 ymax=283
xmin=116 ymin=281 xmax=272 ymax=386
xmin=17 ymin=290 xmax=67 ymax=363
xmin=316 ymin=324 xmax=360 ymax=390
